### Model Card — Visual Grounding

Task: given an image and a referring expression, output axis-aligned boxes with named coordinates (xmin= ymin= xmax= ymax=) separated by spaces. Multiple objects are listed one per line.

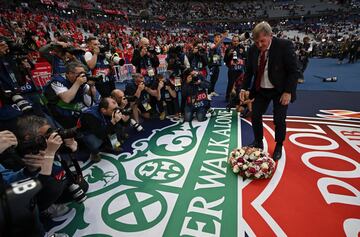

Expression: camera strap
xmin=60 ymin=154 xmax=84 ymax=184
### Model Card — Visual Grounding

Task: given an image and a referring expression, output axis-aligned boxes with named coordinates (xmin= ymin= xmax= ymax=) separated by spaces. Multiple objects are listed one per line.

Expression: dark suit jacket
xmin=243 ymin=37 xmax=298 ymax=102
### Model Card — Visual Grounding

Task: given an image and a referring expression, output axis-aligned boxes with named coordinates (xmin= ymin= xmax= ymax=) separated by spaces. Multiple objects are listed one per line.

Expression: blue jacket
xmin=0 ymin=164 xmax=38 ymax=185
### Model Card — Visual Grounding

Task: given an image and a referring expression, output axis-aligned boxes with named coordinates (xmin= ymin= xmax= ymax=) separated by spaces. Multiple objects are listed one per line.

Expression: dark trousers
xmin=251 ymin=88 xmax=288 ymax=144
xmin=209 ymin=66 xmax=220 ymax=94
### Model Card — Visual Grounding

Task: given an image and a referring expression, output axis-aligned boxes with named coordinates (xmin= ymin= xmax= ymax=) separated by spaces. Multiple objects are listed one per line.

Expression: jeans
xmin=184 ymin=105 xmax=207 ymax=122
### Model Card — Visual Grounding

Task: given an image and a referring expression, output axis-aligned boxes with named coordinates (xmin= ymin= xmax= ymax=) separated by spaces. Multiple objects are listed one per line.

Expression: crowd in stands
xmin=0 ymin=1 xmax=359 ymax=236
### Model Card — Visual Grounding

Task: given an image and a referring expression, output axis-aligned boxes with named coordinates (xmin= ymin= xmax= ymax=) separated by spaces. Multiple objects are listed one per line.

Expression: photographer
xmin=125 ymin=73 xmax=159 ymax=123
xmin=84 ymin=37 xmax=119 ymax=97
xmin=39 ymin=36 xmax=86 ymax=77
xmin=111 ymin=89 xmax=144 ymax=132
xmin=0 ymin=130 xmax=42 ymax=184
xmin=296 ymin=36 xmax=312 ymax=83
xmin=208 ymin=32 xmax=227 ymax=97
xmin=131 ymin=37 xmax=160 ymax=84
xmin=0 ymin=39 xmax=40 ymax=131
xmin=188 ymin=42 xmax=208 ymax=78
xmin=166 ymin=45 xmax=190 ymax=76
xmin=44 ymin=61 xmax=97 ymax=128
xmin=79 ymin=97 xmax=129 ymax=162
xmin=0 ymin=129 xmax=70 ymax=237
xmin=224 ymin=35 xmax=246 ymax=102
xmin=151 ymin=74 xmax=177 ymax=119
xmin=182 ymin=68 xmax=210 ymax=122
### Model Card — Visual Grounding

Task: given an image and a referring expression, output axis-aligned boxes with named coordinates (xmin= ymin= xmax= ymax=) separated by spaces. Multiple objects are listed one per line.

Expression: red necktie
xmin=255 ymin=51 xmax=266 ymax=91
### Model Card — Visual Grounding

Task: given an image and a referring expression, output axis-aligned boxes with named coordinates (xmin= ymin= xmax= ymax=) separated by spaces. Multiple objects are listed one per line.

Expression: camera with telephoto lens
xmin=16 ymin=136 xmax=48 ymax=156
xmin=118 ymin=107 xmax=133 ymax=116
xmin=99 ymin=44 xmax=110 ymax=55
xmin=233 ymin=50 xmax=238 ymax=62
xmin=46 ymin=127 xmax=80 ymax=140
xmin=0 ymin=87 xmax=33 ymax=114
xmin=113 ymin=107 xmax=132 ymax=117
xmin=130 ymin=119 xmax=144 ymax=132
xmin=68 ymin=183 xmax=87 ymax=203
xmin=191 ymin=72 xmax=201 ymax=84
xmin=0 ymin=36 xmax=30 ymax=57
xmin=106 ymin=52 xmax=125 ymax=66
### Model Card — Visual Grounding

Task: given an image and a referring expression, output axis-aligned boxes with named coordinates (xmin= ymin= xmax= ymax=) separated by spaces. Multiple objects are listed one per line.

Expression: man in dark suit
xmin=240 ymin=21 xmax=298 ymax=160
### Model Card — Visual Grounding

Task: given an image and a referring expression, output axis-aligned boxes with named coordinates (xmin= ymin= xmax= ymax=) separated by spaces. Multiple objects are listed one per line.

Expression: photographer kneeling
xmin=0 ymin=129 xmax=70 ymax=237
xmin=79 ymin=97 xmax=129 ymax=162
xmin=182 ymin=68 xmax=210 ymax=122
xmin=44 ymin=61 xmax=97 ymax=128
xmin=150 ymin=74 xmax=177 ymax=119
xmin=14 ymin=115 xmax=86 ymax=216
xmin=111 ymin=89 xmax=144 ymax=132
xmin=125 ymin=73 xmax=159 ymax=123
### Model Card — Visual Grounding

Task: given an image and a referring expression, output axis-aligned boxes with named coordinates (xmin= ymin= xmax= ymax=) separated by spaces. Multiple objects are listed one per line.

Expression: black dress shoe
xmin=273 ymin=143 xmax=283 ymax=160
xmin=248 ymin=140 xmax=264 ymax=149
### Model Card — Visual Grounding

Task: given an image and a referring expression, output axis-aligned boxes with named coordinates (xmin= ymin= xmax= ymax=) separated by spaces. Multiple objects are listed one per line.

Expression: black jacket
xmin=243 ymin=37 xmax=298 ymax=102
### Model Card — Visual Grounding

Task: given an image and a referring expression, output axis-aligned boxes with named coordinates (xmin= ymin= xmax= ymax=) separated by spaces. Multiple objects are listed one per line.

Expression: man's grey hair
xmin=16 ymin=115 xmax=49 ymax=140
xmin=252 ymin=21 xmax=273 ymax=40
xmin=132 ymin=73 xmax=143 ymax=80
xmin=65 ymin=61 xmax=87 ymax=73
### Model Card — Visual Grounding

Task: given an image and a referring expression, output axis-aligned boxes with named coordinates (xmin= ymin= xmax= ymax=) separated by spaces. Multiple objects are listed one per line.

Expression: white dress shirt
xmin=260 ymin=41 xmax=274 ymax=89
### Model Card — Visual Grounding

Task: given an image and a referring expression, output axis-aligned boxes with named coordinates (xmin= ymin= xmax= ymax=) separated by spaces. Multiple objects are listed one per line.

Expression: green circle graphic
xmin=135 ymin=159 xmax=184 ymax=183
xmin=102 ymin=188 xmax=167 ymax=232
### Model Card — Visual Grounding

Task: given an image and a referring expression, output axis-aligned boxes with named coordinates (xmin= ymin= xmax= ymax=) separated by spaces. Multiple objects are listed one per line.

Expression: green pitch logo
xmin=51 ymin=110 xmax=239 ymax=236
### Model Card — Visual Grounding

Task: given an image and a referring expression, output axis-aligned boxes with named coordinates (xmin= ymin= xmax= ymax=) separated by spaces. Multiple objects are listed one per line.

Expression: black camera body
xmin=16 ymin=136 xmax=47 ymax=156
xmin=86 ymin=75 xmax=103 ymax=83
xmin=0 ymin=177 xmax=42 ymax=237
xmin=113 ymin=107 xmax=132 ymax=116
xmin=47 ymin=127 xmax=81 ymax=140
xmin=56 ymin=127 xmax=80 ymax=139
xmin=191 ymin=74 xmax=201 ymax=84
xmin=120 ymin=107 xmax=133 ymax=116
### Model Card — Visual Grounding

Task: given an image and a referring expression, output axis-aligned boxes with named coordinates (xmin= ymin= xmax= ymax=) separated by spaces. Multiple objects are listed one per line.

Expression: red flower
xmin=249 ymin=167 xmax=256 ymax=173
xmin=237 ymin=157 xmax=244 ymax=163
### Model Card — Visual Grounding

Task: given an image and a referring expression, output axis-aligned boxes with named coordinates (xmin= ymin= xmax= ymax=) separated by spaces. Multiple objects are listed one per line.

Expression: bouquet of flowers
xmin=228 ymin=146 xmax=276 ymax=179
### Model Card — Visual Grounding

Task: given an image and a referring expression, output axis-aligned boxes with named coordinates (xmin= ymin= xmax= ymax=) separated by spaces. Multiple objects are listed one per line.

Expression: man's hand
xmin=239 ymin=90 xmax=247 ymax=103
xmin=93 ymin=46 xmax=100 ymax=55
xmin=75 ymin=73 xmax=87 ymax=86
xmin=158 ymin=81 xmax=164 ymax=90
xmin=122 ymin=114 xmax=130 ymax=122
xmin=111 ymin=109 xmax=122 ymax=125
xmin=186 ymin=75 xmax=192 ymax=84
xmin=280 ymin=92 xmax=291 ymax=105
xmin=57 ymin=41 xmax=71 ymax=48
xmin=0 ymin=41 xmax=9 ymax=56
xmin=22 ymin=151 xmax=45 ymax=172
xmin=63 ymin=138 xmax=78 ymax=152
xmin=45 ymin=132 xmax=63 ymax=156
xmin=0 ymin=130 xmax=18 ymax=154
